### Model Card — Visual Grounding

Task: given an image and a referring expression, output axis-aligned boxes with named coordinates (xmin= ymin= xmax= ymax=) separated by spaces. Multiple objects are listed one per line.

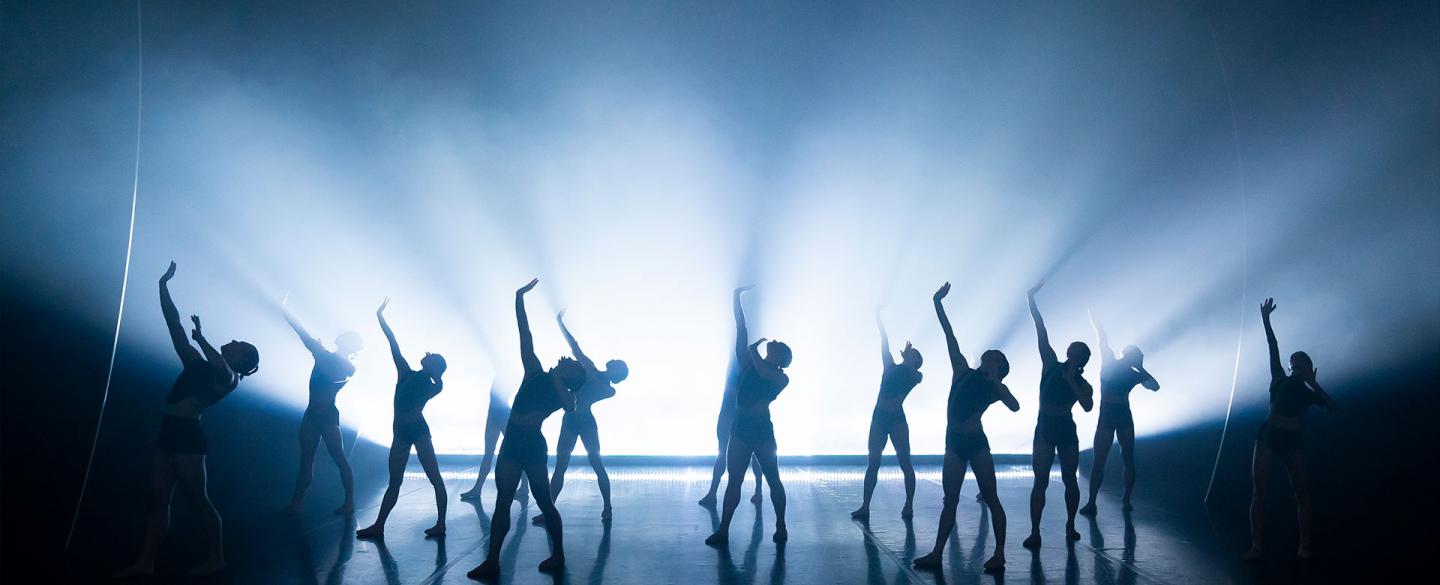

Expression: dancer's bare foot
xmin=1079 ymin=503 xmax=1097 ymax=516
xmin=704 ymin=529 xmax=728 ymax=547
xmin=425 ymin=523 xmax=446 ymax=538
xmin=538 ymin=554 xmax=565 ymax=573
xmin=912 ymin=551 xmax=943 ymax=569
xmin=900 ymin=504 xmax=914 ymax=518
xmin=1122 ymin=499 xmax=1134 ymax=512
xmin=467 ymin=559 xmax=499 ymax=581
xmin=531 ymin=513 xmax=546 ymax=526
xmin=975 ymin=492 xmax=984 ymax=503
xmin=850 ymin=506 xmax=870 ymax=519
xmin=983 ymin=552 xmax=1006 ymax=572
xmin=334 ymin=502 xmax=354 ymax=516
xmin=601 ymin=507 xmax=612 ymax=521
xmin=356 ymin=524 xmax=384 ymax=539
xmin=189 ymin=558 xmax=227 ymax=575
xmin=1243 ymin=546 xmax=1263 ymax=562
xmin=1067 ymin=525 xmax=1081 ymax=542
xmin=698 ymin=493 xmax=717 ymax=506
xmin=1022 ymin=534 xmax=1041 ymax=549
xmin=750 ymin=491 xmax=763 ymax=504
xmin=772 ymin=524 xmax=788 ymax=543
xmin=112 ymin=563 xmax=154 ymax=579
xmin=459 ymin=489 xmax=481 ymax=501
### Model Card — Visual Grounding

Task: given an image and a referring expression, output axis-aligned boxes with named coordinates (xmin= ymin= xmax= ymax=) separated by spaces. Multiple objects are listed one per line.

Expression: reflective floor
xmin=89 ymin=464 xmax=1289 ymax=584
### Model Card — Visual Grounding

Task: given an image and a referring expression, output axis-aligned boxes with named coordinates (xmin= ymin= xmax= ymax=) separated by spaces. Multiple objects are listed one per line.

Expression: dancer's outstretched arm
xmin=1028 ymin=281 xmax=1058 ymax=367
xmin=1261 ymin=298 xmax=1283 ymax=382
xmin=1138 ymin=366 xmax=1160 ymax=391
xmin=995 ymin=383 xmax=1022 ymax=412
xmin=1088 ymin=310 xmax=1117 ymax=363
xmin=190 ymin=316 xmax=238 ymax=398
xmin=733 ymin=286 xmax=756 ymax=368
xmin=1305 ymin=369 xmax=1336 ymax=412
xmin=516 ymin=279 xmax=542 ymax=375
xmin=159 ymin=261 xmax=202 ymax=363
xmin=933 ymin=283 xmax=970 ymax=374
xmin=556 ymin=308 xmax=596 ymax=371
xmin=377 ymin=298 xmax=410 ymax=380
xmin=876 ymin=309 xmax=896 ymax=369
xmin=282 ymin=296 xmax=326 ymax=356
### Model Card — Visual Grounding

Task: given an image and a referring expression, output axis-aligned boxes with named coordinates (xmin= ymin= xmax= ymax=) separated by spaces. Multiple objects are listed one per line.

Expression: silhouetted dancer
xmin=282 ymin=295 xmax=360 ymax=515
xmin=705 ymin=286 xmax=792 ymax=547
xmin=530 ymin=308 xmax=626 ymax=525
xmin=911 ymin=282 xmax=1019 ymax=572
xmin=698 ymin=356 xmax=765 ymax=507
xmin=851 ymin=307 xmax=924 ymax=520
xmin=468 ymin=279 xmax=587 ymax=579
xmin=114 ymin=262 xmax=260 ymax=578
xmin=1245 ymin=297 xmax=1333 ymax=561
xmin=457 ymin=384 xmax=531 ymax=505
xmin=1079 ymin=311 xmax=1159 ymax=516
xmin=1021 ymin=280 xmax=1093 ymax=549
xmin=356 ymin=298 xmax=448 ymax=540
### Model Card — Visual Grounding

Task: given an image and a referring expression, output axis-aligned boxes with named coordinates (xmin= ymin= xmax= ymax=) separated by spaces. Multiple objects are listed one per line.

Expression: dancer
xmin=705 ymin=286 xmax=792 ymax=547
xmin=1079 ymin=312 xmax=1159 ymax=516
xmin=356 ymin=298 xmax=448 ymax=539
xmin=530 ymin=308 xmax=627 ymax=525
xmin=1022 ymin=280 xmax=1093 ymax=549
xmin=697 ymin=356 xmax=765 ymax=507
xmin=912 ymin=282 xmax=1019 ymax=572
xmin=282 ymin=296 xmax=361 ymax=515
xmin=851 ymin=307 xmax=924 ymax=520
xmin=458 ymin=384 xmax=531 ymax=505
xmin=114 ymin=262 xmax=260 ymax=577
xmin=1246 ymin=298 xmax=1333 ymax=561
xmin=468 ymin=279 xmax=587 ymax=579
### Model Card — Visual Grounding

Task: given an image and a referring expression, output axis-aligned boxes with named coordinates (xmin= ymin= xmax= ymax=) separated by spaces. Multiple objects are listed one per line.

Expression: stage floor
xmin=88 ymin=463 xmax=1294 ymax=584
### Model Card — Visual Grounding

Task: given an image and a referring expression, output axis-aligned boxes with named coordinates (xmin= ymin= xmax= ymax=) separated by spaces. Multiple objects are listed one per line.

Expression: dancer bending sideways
xmin=356 ymin=298 xmax=448 ymax=540
xmin=282 ymin=296 xmax=361 ymax=515
xmin=1022 ymin=280 xmax=1093 ymax=549
xmin=1079 ymin=311 xmax=1159 ymax=516
xmin=851 ymin=307 xmax=924 ymax=520
xmin=912 ymin=282 xmax=1019 ymax=573
xmin=1246 ymin=297 xmax=1333 ymax=561
xmin=697 ymin=356 xmax=765 ymax=507
xmin=530 ymin=308 xmax=627 ymax=525
xmin=115 ymin=262 xmax=260 ymax=578
xmin=469 ymin=279 xmax=587 ymax=580
xmin=457 ymin=384 xmax=531 ymax=506
xmin=705 ymin=286 xmax=793 ymax=547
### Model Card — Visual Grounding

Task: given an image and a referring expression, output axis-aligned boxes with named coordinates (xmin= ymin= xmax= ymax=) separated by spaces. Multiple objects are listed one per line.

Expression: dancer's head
xmin=900 ymin=341 xmax=923 ymax=370
xmin=1119 ymin=345 xmax=1143 ymax=368
xmin=421 ymin=352 xmax=447 ymax=379
xmin=1066 ymin=341 xmax=1091 ymax=370
xmin=554 ymin=356 xmax=588 ymax=390
xmin=979 ymin=349 xmax=1009 ymax=380
xmin=1289 ymin=351 xmax=1314 ymax=379
xmin=604 ymin=359 xmax=629 ymax=383
xmin=221 ymin=340 xmax=260 ymax=377
xmin=335 ymin=331 xmax=363 ymax=356
xmin=764 ymin=340 xmax=793 ymax=369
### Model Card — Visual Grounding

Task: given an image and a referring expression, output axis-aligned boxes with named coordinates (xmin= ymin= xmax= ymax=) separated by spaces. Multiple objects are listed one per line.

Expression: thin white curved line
xmin=67 ymin=0 xmax=143 ymax=549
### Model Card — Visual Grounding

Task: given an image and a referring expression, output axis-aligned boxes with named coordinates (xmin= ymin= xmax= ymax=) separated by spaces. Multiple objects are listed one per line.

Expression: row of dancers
xmin=113 ymin=263 xmax=1334 ymax=578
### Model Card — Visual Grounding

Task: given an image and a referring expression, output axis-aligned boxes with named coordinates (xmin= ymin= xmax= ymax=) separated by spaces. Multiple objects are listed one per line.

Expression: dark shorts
xmin=499 ymin=426 xmax=549 ymax=466
xmin=1098 ymin=403 xmax=1134 ymax=430
xmin=1036 ymin=413 xmax=1079 ymax=448
xmin=1257 ymin=422 xmax=1303 ymax=455
xmin=159 ymin=415 xmax=208 ymax=455
xmin=946 ymin=431 xmax=990 ymax=459
xmin=870 ymin=408 xmax=908 ymax=435
xmin=302 ymin=404 xmax=341 ymax=429
xmin=732 ymin=415 xmax=776 ymax=449
xmin=393 ymin=417 xmax=431 ymax=443
xmin=563 ymin=411 xmax=598 ymax=435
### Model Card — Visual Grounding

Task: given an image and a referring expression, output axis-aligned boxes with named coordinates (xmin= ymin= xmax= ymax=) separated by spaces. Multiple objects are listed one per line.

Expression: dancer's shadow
xmin=374 ymin=539 xmax=402 ymax=585
xmin=716 ymin=506 xmax=765 ymax=585
xmin=583 ymin=521 xmax=612 ymax=585
xmin=292 ymin=515 xmax=355 ymax=585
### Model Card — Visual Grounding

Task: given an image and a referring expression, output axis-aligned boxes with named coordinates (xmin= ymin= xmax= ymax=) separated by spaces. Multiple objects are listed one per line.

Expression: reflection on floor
xmin=97 ymin=463 xmax=1287 ymax=584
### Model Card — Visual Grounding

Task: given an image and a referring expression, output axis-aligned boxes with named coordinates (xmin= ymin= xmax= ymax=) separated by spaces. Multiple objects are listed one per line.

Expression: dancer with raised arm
xmin=912 ymin=283 xmax=1019 ymax=572
xmin=851 ymin=307 xmax=924 ymax=520
xmin=1246 ymin=297 xmax=1333 ymax=561
xmin=114 ymin=262 xmax=260 ymax=577
xmin=530 ymin=308 xmax=627 ymax=525
xmin=469 ymin=279 xmax=587 ymax=580
xmin=1079 ymin=312 xmax=1159 ymax=517
xmin=356 ymin=298 xmax=448 ymax=540
xmin=1022 ymin=281 xmax=1093 ymax=549
xmin=282 ymin=296 xmax=361 ymax=515
xmin=458 ymin=385 xmax=531 ymax=505
xmin=705 ymin=286 xmax=793 ymax=547
xmin=698 ymin=356 xmax=765 ymax=507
